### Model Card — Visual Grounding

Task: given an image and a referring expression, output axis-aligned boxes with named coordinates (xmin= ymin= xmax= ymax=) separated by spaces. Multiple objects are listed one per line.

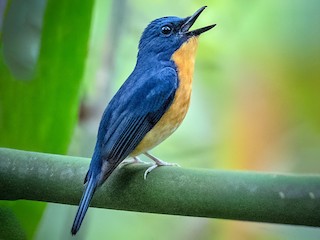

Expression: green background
xmin=0 ymin=0 xmax=319 ymax=239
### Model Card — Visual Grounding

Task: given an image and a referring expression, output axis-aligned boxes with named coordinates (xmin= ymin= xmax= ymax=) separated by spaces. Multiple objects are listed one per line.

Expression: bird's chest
xmin=131 ymin=37 xmax=199 ymax=156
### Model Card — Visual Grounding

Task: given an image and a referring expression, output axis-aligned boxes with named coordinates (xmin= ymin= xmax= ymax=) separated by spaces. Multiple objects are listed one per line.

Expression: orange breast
xmin=131 ymin=37 xmax=199 ymax=156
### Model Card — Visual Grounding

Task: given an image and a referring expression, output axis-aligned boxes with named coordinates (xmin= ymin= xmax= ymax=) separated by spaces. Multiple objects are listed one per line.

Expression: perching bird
xmin=71 ymin=6 xmax=215 ymax=235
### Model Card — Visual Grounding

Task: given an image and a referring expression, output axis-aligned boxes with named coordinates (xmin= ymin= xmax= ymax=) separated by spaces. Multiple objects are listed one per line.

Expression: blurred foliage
xmin=1 ymin=0 xmax=320 ymax=239
xmin=0 ymin=0 xmax=94 ymax=239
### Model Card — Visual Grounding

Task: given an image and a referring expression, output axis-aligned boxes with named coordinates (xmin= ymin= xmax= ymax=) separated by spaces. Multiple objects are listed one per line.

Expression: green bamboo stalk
xmin=0 ymin=147 xmax=319 ymax=226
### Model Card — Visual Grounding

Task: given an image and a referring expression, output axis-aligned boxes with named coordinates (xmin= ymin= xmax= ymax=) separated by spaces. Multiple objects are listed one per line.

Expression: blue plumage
xmin=71 ymin=6 xmax=215 ymax=235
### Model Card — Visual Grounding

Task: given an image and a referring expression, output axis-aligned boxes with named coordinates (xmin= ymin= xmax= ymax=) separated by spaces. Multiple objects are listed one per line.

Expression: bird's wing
xmin=98 ymin=67 xmax=178 ymax=165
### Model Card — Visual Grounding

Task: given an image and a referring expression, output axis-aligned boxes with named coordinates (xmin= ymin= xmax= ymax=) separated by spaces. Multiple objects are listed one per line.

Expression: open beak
xmin=180 ymin=6 xmax=216 ymax=37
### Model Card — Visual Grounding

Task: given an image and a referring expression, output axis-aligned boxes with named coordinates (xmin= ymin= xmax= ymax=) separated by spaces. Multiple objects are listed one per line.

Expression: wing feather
xmin=97 ymin=67 xmax=178 ymax=165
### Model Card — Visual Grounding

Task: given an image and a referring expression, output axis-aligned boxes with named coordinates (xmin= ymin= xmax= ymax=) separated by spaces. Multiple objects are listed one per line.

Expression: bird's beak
xmin=180 ymin=6 xmax=216 ymax=37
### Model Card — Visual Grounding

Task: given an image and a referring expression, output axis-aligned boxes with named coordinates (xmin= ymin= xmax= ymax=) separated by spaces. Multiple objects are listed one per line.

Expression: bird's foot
xmin=143 ymin=152 xmax=180 ymax=180
xmin=120 ymin=157 xmax=148 ymax=168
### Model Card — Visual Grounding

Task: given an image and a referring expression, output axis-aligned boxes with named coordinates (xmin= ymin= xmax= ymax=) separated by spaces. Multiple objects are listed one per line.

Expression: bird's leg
xmin=143 ymin=152 xmax=180 ymax=179
xmin=120 ymin=156 xmax=148 ymax=168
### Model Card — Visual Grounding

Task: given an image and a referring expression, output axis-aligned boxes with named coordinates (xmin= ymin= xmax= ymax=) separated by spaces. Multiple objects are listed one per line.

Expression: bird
xmin=71 ymin=6 xmax=215 ymax=235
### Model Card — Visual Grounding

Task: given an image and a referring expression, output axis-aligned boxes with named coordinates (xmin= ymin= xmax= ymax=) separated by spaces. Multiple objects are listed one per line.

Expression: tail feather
xmin=71 ymin=176 xmax=98 ymax=235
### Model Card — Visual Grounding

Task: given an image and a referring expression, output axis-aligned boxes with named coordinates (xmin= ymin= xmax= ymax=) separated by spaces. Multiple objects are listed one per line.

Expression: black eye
xmin=161 ymin=25 xmax=172 ymax=35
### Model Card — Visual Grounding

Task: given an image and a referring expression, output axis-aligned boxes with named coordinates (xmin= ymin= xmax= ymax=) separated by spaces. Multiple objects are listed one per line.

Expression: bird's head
xmin=137 ymin=6 xmax=216 ymax=62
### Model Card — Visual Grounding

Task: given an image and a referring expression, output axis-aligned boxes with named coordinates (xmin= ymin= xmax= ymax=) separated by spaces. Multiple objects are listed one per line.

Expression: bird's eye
xmin=161 ymin=25 xmax=173 ymax=35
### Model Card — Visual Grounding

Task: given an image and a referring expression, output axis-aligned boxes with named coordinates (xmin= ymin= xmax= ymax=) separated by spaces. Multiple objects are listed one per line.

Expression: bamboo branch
xmin=0 ymin=147 xmax=319 ymax=227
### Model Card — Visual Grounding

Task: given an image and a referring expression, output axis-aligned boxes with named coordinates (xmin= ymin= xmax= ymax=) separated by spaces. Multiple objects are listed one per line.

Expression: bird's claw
xmin=120 ymin=157 xmax=148 ymax=168
xmin=143 ymin=152 xmax=180 ymax=180
xmin=121 ymin=153 xmax=180 ymax=179
xmin=143 ymin=161 xmax=179 ymax=180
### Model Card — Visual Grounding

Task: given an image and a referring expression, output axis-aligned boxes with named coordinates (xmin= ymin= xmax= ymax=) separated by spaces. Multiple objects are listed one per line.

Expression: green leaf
xmin=0 ymin=0 xmax=95 ymax=238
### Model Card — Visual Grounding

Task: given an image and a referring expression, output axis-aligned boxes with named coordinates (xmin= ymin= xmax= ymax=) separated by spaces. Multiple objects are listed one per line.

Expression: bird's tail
xmin=71 ymin=174 xmax=98 ymax=235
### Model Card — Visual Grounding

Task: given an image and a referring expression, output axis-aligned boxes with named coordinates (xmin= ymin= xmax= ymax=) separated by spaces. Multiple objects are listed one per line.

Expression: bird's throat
xmin=171 ymin=36 xmax=199 ymax=81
